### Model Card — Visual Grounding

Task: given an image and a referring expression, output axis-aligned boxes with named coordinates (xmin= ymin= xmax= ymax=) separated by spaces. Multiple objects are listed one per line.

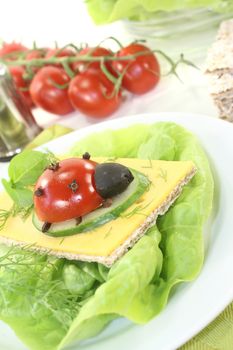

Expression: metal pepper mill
xmin=0 ymin=64 xmax=42 ymax=161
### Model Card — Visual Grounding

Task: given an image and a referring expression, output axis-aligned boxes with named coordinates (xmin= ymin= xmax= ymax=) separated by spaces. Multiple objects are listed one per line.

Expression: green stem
xmin=1 ymin=49 xmax=197 ymax=78
xmin=62 ymin=61 xmax=75 ymax=78
xmin=100 ymin=58 xmax=117 ymax=84
xmin=0 ymin=50 xmax=162 ymax=66
xmin=50 ymin=43 xmax=81 ymax=58
xmin=48 ymin=78 xmax=70 ymax=89
xmin=97 ymin=36 xmax=123 ymax=49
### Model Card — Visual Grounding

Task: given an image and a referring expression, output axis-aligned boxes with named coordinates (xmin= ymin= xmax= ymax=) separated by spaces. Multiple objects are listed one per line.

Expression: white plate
xmin=0 ymin=112 xmax=233 ymax=350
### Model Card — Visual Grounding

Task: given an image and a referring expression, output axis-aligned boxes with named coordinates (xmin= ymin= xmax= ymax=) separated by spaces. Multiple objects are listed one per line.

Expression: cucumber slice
xmin=32 ymin=169 xmax=150 ymax=237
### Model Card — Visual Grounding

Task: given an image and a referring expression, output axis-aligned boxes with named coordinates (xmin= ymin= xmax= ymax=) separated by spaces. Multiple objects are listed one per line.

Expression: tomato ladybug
xmin=34 ymin=153 xmax=134 ymax=232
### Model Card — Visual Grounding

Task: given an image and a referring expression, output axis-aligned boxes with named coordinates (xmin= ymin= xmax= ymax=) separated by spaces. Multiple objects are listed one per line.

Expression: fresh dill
xmin=157 ymin=168 xmax=168 ymax=182
xmin=59 ymin=237 xmax=66 ymax=245
xmin=13 ymin=204 xmax=33 ymax=220
xmin=0 ymin=245 xmax=81 ymax=327
xmin=0 ymin=204 xmax=33 ymax=231
xmin=104 ymin=156 xmax=118 ymax=162
xmin=0 ymin=209 xmax=11 ymax=230
xmin=141 ymin=159 xmax=153 ymax=169
xmin=120 ymin=200 xmax=153 ymax=219
xmin=104 ymin=227 xmax=112 ymax=239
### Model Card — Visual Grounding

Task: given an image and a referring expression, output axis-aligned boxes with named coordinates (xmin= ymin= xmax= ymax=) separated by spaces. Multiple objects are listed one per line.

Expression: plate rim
xmin=38 ymin=112 xmax=233 ymax=153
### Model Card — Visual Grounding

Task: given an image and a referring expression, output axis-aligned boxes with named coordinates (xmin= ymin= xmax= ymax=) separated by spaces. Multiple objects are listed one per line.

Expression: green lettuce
xmin=86 ymin=0 xmax=233 ymax=24
xmin=0 ymin=122 xmax=214 ymax=350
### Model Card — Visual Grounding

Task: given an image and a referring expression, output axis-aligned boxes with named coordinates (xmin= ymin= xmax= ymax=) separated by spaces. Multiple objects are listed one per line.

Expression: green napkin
xmin=25 ymin=124 xmax=73 ymax=149
xmin=180 ymin=302 xmax=233 ymax=350
xmin=27 ymin=124 xmax=233 ymax=350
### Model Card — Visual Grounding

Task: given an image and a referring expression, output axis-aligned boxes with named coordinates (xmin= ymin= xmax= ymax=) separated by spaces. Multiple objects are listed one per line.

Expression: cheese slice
xmin=0 ymin=158 xmax=196 ymax=266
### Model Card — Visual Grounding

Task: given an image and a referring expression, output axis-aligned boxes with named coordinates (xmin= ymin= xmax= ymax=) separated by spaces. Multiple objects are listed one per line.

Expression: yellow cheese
xmin=0 ymin=158 xmax=195 ymax=259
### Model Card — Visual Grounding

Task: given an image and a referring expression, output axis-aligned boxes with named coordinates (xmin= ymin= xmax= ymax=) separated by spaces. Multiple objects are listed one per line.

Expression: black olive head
xmin=94 ymin=163 xmax=134 ymax=199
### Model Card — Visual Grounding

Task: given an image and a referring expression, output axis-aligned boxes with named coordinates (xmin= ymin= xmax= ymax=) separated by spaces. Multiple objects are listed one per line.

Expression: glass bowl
xmin=123 ymin=8 xmax=233 ymax=61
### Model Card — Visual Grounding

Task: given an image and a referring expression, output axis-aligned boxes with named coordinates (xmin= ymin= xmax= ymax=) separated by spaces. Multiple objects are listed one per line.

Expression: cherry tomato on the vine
xmin=68 ymin=69 xmax=122 ymax=118
xmin=45 ymin=48 xmax=74 ymax=68
xmin=71 ymin=47 xmax=114 ymax=74
xmin=25 ymin=49 xmax=48 ymax=74
xmin=34 ymin=158 xmax=104 ymax=223
xmin=46 ymin=48 xmax=74 ymax=59
xmin=112 ymin=43 xmax=160 ymax=94
xmin=0 ymin=42 xmax=28 ymax=60
xmin=9 ymin=66 xmax=34 ymax=108
xmin=30 ymin=66 xmax=74 ymax=115
xmin=26 ymin=49 xmax=47 ymax=60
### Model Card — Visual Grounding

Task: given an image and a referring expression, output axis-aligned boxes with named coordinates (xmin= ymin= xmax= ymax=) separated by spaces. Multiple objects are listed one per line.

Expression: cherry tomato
xmin=71 ymin=47 xmax=113 ymax=74
xmin=0 ymin=42 xmax=28 ymax=60
xmin=68 ymin=69 xmax=122 ymax=118
xmin=25 ymin=49 xmax=48 ymax=74
xmin=9 ymin=66 xmax=34 ymax=108
xmin=45 ymin=48 xmax=74 ymax=59
xmin=112 ymin=43 xmax=160 ymax=94
xmin=34 ymin=158 xmax=104 ymax=223
xmin=26 ymin=48 xmax=47 ymax=60
xmin=45 ymin=48 xmax=74 ymax=68
xmin=29 ymin=66 xmax=74 ymax=115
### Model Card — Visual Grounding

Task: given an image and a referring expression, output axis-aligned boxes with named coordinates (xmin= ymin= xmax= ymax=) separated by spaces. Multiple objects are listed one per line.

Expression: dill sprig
xmin=120 ymin=200 xmax=153 ymax=219
xmin=104 ymin=227 xmax=113 ymax=239
xmin=157 ymin=168 xmax=168 ymax=182
xmin=0 ymin=204 xmax=33 ymax=231
xmin=0 ymin=209 xmax=11 ymax=230
xmin=141 ymin=159 xmax=153 ymax=169
xmin=104 ymin=156 xmax=118 ymax=162
xmin=0 ymin=245 xmax=84 ymax=327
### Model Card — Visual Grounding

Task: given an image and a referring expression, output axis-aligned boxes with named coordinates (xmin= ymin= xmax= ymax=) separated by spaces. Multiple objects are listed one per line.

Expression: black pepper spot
xmin=34 ymin=187 xmax=44 ymax=197
xmin=68 ymin=179 xmax=79 ymax=193
xmin=102 ymin=198 xmax=113 ymax=208
xmin=75 ymin=217 xmax=82 ymax=225
xmin=82 ymin=152 xmax=91 ymax=160
xmin=47 ymin=162 xmax=60 ymax=171
xmin=42 ymin=222 xmax=51 ymax=233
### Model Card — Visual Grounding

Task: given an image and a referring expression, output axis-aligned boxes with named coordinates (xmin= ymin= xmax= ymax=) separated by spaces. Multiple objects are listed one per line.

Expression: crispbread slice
xmin=205 ymin=19 xmax=233 ymax=121
xmin=0 ymin=158 xmax=196 ymax=266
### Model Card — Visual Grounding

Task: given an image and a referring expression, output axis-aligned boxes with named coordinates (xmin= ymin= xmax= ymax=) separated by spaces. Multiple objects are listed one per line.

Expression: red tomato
xmin=26 ymin=49 xmax=47 ymax=60
xmin=71 ymin=47 xmax=113 ymax=74
xmin=112 ymin=43 xmax=160 ymax=94
xmin=9 ymin=66 xmax=34 ymax=108
xmin=68 ymin=69 xmax=122 ymax=118
xmin=45 ymin=48 xmax=74 ymax=68
xmin=29 ymin=66 xmax=74 ymax=115
xmin=45 ymin=48 xmax=74 ymax=59
xmin=25 ymin=49 xmax=48 ymax=74
xmin=0 ymin=42 xmax=27 ymax=60
xmin=34 ymin=158 xmax=104 ymax=223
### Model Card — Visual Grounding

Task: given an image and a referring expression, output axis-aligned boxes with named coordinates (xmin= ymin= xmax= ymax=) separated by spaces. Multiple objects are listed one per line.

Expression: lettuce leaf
xmin=70 ymin=124 xmax=151 ymax=158
xmin=59 ymin=233 xmax=161 ymax=348
xmin=0 ymin=122 xmax=214 ymax=350
xmin=60 ymin=122 xmax=213 ymax=348
xmin=86 ymin=0 xmax=233 ymax=24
